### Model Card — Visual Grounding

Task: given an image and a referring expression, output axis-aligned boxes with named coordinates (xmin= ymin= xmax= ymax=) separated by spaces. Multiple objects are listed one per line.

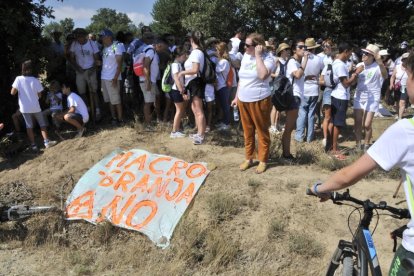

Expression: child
xmin=11 ymin=60 xmax=57 ymax=151
xmin=59 ymin=81 xmax=89 ymax=138
xmin=310 ymin=52 xmax=414 ymax=275
xmin=42 ymin=80 xmax=63 ymax=129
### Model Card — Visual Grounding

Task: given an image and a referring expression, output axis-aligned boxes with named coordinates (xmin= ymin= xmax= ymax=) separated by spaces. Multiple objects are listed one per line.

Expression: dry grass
xmin=247 ymin=178 xmax=262 ymax=194
xmin=288 ymin=233 xmax=324 ymax=258
xmin=207 ymin=192 xmax=241 ymax=222
xmin=268 ymin=218 xmax=287 ymax=240
xmin=204 ymin=229 xmax=241 ymax=271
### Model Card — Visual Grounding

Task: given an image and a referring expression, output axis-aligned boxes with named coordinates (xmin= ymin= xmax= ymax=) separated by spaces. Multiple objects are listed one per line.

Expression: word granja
xmin=66 ymin=151 xmax=207 ymax=231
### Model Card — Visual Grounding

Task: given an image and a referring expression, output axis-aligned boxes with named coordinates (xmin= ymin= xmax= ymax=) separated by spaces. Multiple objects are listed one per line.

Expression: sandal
xmin=240 ymin=160 xmax=253 ymax=171
xmin=255 ymin=162 xmax=267 ymax=174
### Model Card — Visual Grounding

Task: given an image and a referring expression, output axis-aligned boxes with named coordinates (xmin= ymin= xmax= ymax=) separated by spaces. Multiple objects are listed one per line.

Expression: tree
xmin=43 ymin=18 xmax=74 ymax=41
xmin=150 ymin=0 xmax=189 ymax=38
xmin=86 ymin=8 xmax=137 ymax=35
xmin=0 ymin=0 xmax=56 ymax=129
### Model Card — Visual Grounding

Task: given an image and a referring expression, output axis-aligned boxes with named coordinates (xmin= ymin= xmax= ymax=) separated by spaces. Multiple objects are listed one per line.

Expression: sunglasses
xmin=244 ymin=43 xmax=256 ymax=48
xmin=362 ymin=52 xmax=372 ymax=57
xmin=297 ymin=45 xmax=307 ymax=50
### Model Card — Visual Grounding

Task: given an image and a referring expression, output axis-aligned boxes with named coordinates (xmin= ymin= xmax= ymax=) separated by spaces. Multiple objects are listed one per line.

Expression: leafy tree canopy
xmin=86 ymin=8 xmax=138 ymax=35
xmin=43 ymin=18 xmax=74 ymax=41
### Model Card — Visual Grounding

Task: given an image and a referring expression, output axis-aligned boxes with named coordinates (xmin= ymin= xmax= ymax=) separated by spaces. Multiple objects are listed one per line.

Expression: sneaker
xmin=215 ymin=122 xmax=225 ymax=129
xmin=322 ymin=138 xmax=327 ymax=147
xmin=269 ymin=126 xmax=279 ymax=134
xmin=189 ymin=133 xmax=200 ymax=139
xmin=170 ymin=131 xmax=186 ymax=138
xmin=31 ymin=144 xmax=39 ymax=152
xmin=217 ymin=124 xmax=230 ymax=131
xmin=75 ymin=127 xmax=85 ymax=138
xmin=193 ymin=135 xmax=204 ymax=145
xmin=205 ymin=126 xmax=210 ymax=133
xmin=44 ymin=140 xmax=57 ymax=148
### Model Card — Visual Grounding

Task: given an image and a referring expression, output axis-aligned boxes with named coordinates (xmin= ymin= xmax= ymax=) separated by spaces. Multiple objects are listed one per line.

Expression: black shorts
xmin=186 ymin=77 xmax=205 ymax=99
xmin=400 ymin=91 xmax=408 ymax=101
xmin=169 ymin=89 xmax=184 ymax=103
xmin=67 ymin=113 xmax=84 ymax=125
xmin=331 ymin=97 xmax=348 ymax=127
xmin=286 ymin=96 xmax=301 ymax=111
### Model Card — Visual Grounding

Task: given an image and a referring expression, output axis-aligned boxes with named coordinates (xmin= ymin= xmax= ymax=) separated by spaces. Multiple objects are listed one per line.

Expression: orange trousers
xmin=238 ymin=96 xmax=272 ymax=162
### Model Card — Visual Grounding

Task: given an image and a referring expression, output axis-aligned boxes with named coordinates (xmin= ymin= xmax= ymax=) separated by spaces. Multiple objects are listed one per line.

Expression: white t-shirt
xmin=286 ymin=58 xmax=304 ymax=98
xmin=331 ymin=59 xmax=350 ymax=100
xmin=317 ymin=52 xmax=333 ymax=67
xmin=229 ymin=37 xmax=241 ymax=55
xmin=12 ymin=76 xmax=43 ymax=113
xmin=216 ymin=59 xmax=230 ymax=90
xmin=355 ymin=62 xmax=383 ymax=101
xmin=395 ymin=64 xmax=408 ymax=86
xmin=304 ymin=53 xmax=324 ymax=97
xmin=184 ymin=49 xmax=204 ymax=86
xmin=138 ymin=45 xmax=159 ymax=83
xmin=367 ymin=118 xmax=414 ymax=253
xmin=101 ymin=42 xmax=123 ymax=80
xmin=237 ymin=52 xmax=275 ymax=102
xmin=171 ymin=62 xmax=183 ymax=90
xmin=67 ymin=92 xmax=89 ymax=123
xmin=70 ymin=40 xmax=100 ymax=70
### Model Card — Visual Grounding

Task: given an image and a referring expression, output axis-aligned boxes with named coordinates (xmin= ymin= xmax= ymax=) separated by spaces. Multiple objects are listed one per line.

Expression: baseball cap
xmin=100 ymin=29 xmax=113 ymax=37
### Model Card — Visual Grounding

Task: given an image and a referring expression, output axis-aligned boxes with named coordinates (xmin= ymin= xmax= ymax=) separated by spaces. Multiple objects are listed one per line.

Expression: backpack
xmin=271 ymin=75 xmax=295 ymax=111
xmin=133 ymin=47 xmax=154 ymax=77
xmin=161 ymin=63 xmax=175 ymax=93
xmin=226 ymin=65 xmax=235 ymax=88
xmin=323 ymin=63 xmax=337 ymax=89
xmin=200 ymin=51 xmax=216 ymax=84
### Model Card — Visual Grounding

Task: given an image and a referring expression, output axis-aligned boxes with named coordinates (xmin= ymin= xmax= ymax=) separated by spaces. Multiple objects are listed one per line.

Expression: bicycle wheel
xmin=326 ymin=253 xmax=355 ymax=276
xmin=342 ymin=256 xmax=355 ymax=276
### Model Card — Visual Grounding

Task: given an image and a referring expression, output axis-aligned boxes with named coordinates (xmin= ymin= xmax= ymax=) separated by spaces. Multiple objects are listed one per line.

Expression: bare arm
xmin=312 ymin=154 xmax=378 ymax=196
xmin=390 ymin=68 xmax=397 ymax=90
xmin=11 ymin=87 xmax=18 ymax=95
xmin=255 ymin=46 xmax=271 ymax=80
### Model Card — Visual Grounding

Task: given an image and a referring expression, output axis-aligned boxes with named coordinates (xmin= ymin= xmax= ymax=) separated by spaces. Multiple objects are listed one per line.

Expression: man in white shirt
xmin=328 ymin=42 xmax=363 ymax=158
xmin=70 ymin=28 xmax=101 ymax=121
xmin=229 ymin=28 xmax=245 ymax=55
xmin=101 ymin=29 xmax=124 ymax=125
xmin=295 ymin=38 xmax=324 ymax=143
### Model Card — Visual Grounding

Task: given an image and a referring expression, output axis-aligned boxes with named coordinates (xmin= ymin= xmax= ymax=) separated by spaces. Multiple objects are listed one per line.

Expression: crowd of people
xmin=2 ymin=26 xmax=413 ymax=167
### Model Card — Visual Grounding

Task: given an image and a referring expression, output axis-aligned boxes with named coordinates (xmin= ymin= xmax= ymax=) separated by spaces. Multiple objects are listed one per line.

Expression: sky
xmin=43 ymin=0 xmax=156 ymax=27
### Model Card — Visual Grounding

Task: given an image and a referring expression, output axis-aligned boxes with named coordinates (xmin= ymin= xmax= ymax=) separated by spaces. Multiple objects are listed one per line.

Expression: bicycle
xmin=0 ymin=205 xmax=58 ymax=222
xmin=306 ymin=188 xmax=410 ymax=276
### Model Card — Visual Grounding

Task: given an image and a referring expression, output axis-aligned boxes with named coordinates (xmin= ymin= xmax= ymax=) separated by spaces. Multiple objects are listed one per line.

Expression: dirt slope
xmin=0 ymin=118 xmax=405 ymax=275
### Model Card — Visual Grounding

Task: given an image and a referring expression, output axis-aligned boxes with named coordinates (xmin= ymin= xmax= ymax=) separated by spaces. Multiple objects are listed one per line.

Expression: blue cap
xmin=100 ymin=29 xmax=113 ymax=37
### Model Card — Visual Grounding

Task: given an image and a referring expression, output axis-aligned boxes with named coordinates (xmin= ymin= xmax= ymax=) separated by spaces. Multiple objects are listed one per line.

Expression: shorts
xmin=186 ymin=77 xmax=205 ymax=99
xmin=102 ymin=79 xmax=121 ymax=105
xmin=286 ymin=96 xmax=301 ymax=111
xmin=322 ymin=89 xmax=332 ymax=106
xmin=169 ymin=89 xmax=184 ymax=103
xmin=76 ymin=67 xmax=98 ymax=95
xmin=22 ymin=112 xmax=47 ymax=128
xmin=139 ymin=82 xmax=157 ymax=103
xmin=353 ymin=98 xmax=379 ymax=113
xmin=66 ymin=113 xmax=84 ymax=125
xmin=331 ymin=97 xmax=348 ymax=127
xmin=205 ymin=84 xmax=215 ymax=103
xmin=400 ymin=86 xmax=408 ymax=101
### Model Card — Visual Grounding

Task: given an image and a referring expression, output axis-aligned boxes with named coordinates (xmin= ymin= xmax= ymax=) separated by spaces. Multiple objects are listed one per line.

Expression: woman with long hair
xmin=215 ymin=41 xmax=232 ymax=130
xmin=231 ymin=33 xmax=275 ymax=174
xmin=178 ymin=31 xmax=207 ymax=145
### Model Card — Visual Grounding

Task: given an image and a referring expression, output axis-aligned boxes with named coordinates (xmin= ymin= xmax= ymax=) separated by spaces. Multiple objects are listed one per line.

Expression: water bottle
xmin=233 ymin=106 xmax=239 ymax=121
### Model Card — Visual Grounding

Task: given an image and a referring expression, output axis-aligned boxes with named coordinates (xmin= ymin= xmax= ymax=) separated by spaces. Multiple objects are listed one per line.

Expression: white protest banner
xmin=65 ymin=148 xmax=209 ymax=248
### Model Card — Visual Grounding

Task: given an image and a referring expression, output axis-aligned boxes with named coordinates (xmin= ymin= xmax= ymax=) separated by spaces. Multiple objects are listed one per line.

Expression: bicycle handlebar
xmin=306 ymin=188 xmax=410 ymax=219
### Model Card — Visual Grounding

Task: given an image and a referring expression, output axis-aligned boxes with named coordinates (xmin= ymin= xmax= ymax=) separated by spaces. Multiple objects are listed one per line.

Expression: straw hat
xmin=276 ymin=43 xmax=290 ymax=54
xmin=379 ymin=49 xmax=390 ymax=56
xmin=305 ymin=38 xmax=320 ymax=49
xmin=361 ymin=44 xmax=380 ymax=59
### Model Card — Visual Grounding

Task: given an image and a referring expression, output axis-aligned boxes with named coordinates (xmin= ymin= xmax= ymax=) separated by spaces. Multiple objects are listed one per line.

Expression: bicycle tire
xmin=342 ymin=256 xmax=354 ymax=276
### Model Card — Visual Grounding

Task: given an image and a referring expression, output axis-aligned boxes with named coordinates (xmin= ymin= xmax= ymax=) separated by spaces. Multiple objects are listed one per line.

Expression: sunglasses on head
xmin=297 ymin=45 xmax=307 ymax=50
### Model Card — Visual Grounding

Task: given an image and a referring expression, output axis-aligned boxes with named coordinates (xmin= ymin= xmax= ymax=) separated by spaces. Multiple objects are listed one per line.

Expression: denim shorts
xmin=169 ymin=89 xmax=184 ymax=103
xmin=322 ymin=89 xmax=332 ymax=106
